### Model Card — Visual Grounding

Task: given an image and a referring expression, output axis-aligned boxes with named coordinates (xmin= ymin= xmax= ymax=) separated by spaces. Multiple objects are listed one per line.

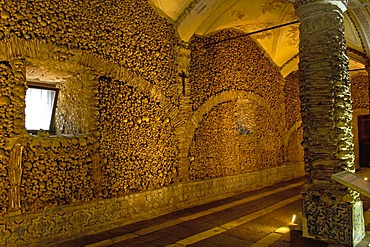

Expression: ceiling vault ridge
xmin=202 ymin=20 xmax=300 ymax=47
xmin=175 ymin=0 xmax=203 ymax=25
xmin=280 ymin=53 xmax=299 ymax=70
xmin=200 ymin=0 xmax=240 ymax=36
xmin=346 ymin=9 xmax=370 ymax=55
xmin=150 ymin=0 xmax=369 ymax=76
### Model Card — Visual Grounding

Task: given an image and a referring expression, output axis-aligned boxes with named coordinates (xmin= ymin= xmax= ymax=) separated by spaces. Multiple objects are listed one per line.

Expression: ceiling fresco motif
xmin=149 ymin=0 xmax=370 ymax=77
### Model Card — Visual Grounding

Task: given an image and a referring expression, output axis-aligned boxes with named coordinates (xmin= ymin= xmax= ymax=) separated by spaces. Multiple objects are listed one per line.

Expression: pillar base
xmin=302 ymin=200 xmax=365 ymax=246
xmin=354 ymin=234 xmax=370 ymax=247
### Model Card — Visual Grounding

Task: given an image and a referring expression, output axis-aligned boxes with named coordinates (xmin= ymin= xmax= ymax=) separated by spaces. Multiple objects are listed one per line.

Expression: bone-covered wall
xmin=188 ymin=31 xmax=285 ymax=180
xmin=284 ymin=71 xmax=301 ymax=129
xmin=350 ymin=73 xmax=369 ymax=167
xmin=55 ymin=68 xmax=98 ymax=135
xmin=284 ymin=71 xmax=304 ymax=163
xmin=97 ymin=76 xmax=179 ymax=197
xmin=0 ymin=0 xmax=183 ymax=243
xmin=0 ymin=60 xmax=26 ymax=214
xmin=189 ymin=101 xmax=282 ymax=180
xmin=189 ymin=31 xmax=285 ymax=116
xmin=351 ymin=74 xmax=369 ymax=110
xmin=0 ymin=60 xmax=99 ymax=215
xmin=20 ymin=135 xmax=97 ymax=212
xmin=0 ymin=0 xmax=180 ymax=101
xmin=0 ymin=0 xmax=181 ymax=199
xmin=0 ymin=0 xmax=307 ymax=245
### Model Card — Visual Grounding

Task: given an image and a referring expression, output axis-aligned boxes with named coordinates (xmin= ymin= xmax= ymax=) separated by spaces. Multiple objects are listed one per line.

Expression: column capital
xmin=294 ymin=0 xmax=348 ymax=16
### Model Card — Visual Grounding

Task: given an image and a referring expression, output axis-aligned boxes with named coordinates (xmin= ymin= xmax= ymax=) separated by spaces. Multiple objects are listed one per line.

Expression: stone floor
xmin=48 ymin=168 xmax=370 ymax=247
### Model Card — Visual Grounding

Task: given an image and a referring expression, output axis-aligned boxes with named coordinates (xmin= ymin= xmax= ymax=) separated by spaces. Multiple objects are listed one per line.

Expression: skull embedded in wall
xmin=51 ymin=140 xmax=61 ymax=153
xmin=79 ymin=138 xmax=87 ymax=147
xmin=29 ymin=139 xmax=41 ymax=152
xmin=71 ymin=138 xmax=79 ymax=149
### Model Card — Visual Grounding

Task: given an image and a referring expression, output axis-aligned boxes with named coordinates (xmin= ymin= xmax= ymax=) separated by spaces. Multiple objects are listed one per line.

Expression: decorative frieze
xmin=2 ymin=163 xmax=304 ymax=246
xmin=294 ymin=0 xmax=348 ymax=11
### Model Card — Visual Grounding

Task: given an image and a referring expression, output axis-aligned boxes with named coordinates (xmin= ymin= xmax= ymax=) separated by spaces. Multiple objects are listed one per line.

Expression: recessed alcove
xmin=24 ymin=58 xmax=98 ymax=135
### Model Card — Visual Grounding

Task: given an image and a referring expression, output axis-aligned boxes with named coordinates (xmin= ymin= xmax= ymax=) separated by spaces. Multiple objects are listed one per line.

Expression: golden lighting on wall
xmin=291 ymin=214 xmax=296 ymax=224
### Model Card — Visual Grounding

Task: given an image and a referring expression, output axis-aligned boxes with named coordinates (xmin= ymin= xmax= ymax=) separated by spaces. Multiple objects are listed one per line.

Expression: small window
xmin=25 ymin=83 xmax=59 ymax=134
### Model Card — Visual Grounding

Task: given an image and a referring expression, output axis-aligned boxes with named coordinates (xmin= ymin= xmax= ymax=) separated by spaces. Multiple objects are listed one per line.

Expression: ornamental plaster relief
xmin=294 ymin=0 xmax=348 ymax=10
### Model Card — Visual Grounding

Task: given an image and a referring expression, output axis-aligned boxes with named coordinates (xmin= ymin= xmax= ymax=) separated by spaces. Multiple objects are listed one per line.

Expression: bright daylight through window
xmin=25 ymin=85 xmax=58 ymax=134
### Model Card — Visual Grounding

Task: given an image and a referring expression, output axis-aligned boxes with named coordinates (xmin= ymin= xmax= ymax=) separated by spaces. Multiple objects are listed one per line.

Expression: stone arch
xmin=347 ymin=0 xmax=370 ymax=54
xmin=0 ymin=38 xmax=180 ymax=136
xmin=0 ymin=38 xmax=170 ymax=108
xmin=179 ymin=90 xmax=285 ymax=178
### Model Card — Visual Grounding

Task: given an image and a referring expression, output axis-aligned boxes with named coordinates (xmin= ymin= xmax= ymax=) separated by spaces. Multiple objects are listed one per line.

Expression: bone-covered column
xmin=294 ymin=0 xmax=365 ymax=245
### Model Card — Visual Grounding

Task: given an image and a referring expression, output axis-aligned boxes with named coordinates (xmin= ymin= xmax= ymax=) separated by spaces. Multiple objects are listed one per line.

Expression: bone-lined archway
xmin=178 ymin=90 xmax=286 ymax=179
xmin=0 ymin=38 xmax=171 ymax=107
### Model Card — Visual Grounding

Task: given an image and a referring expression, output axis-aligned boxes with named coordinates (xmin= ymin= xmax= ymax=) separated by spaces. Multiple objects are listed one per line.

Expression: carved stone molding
xmin=2 ymin=163 xmax=304 ymax=246
xmin=294 ymin=0 xmax=348 ymax=12
xmin=350 ymin=6 xmax=370 ymax=54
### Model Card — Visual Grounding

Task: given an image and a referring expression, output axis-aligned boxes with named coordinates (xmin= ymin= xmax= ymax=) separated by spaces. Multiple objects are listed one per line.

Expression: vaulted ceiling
xmin=149 ymin=0 xmax=370 ymax=77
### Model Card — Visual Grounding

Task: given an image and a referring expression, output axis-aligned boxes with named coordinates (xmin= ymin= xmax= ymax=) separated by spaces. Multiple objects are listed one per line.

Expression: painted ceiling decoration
xmin=149 ymin=0 xmax=370 ymax=77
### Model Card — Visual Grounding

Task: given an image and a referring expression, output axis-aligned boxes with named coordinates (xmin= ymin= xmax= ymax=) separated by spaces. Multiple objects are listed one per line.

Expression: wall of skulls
xmin=24 ymin=57 xmax=99 ymax=135
xmin=284 ymin=71 xmax=304 ymax=163
xmin=20 ymin=135 xmax=97 ymax=213
xmin=0 ymin=0 xmax=182 ymax=206
xmin=284 ymin=71 xmax=301 ymax=129
xmin=55 ymin=68 xmax=99 ymax=135
xmin=189 ymin=100 xmax=282 ymax=180
xmin=286 ymin=127 xmax=304 ymax=163
xmin=0 ymin=60 xmax=26 ymax=214
xmin=188 ymin=31 xmax=285 ymax=180
xmin=0 ymin=0 xmax=307 ymax=244
xmin=350 ymin=73 xmax=369 ymax=167
xmin=0 ymin=0 xmax=180 ymax=105
xmin=0 ymin=60 xmax=100 ymax=215
xmin=351 ymin=74 xmax=369 ymax=110
xmin=0 ymin=59 xmax=181 ymax=214
xmin=97 ymin=77 xmax=179 ymax=197
xmin=189 ymin=30 xmax=285 ymax=118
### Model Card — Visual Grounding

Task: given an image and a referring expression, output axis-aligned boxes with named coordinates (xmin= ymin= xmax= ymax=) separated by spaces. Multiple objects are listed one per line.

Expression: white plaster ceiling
xmin=150 ymin=0 xmax=370 ymax=77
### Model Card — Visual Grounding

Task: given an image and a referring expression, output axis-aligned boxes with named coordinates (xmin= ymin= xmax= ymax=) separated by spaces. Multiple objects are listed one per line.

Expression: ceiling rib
xmin=203 ymin=20 xmax=300 ymax=47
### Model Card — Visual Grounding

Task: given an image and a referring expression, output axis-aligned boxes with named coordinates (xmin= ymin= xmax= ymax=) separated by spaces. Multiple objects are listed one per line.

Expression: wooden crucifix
xmin=179 ymin=70 xmax=188 ymax=96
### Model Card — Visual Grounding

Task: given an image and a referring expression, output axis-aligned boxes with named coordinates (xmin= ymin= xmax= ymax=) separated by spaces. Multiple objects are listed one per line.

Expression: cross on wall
xmin=179 ymin=71 xmax=188 ymax=96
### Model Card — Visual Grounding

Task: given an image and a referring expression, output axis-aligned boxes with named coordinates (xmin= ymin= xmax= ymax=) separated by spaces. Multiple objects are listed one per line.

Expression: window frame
xmin=25 ymin=82 xmax=59 ymax=135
